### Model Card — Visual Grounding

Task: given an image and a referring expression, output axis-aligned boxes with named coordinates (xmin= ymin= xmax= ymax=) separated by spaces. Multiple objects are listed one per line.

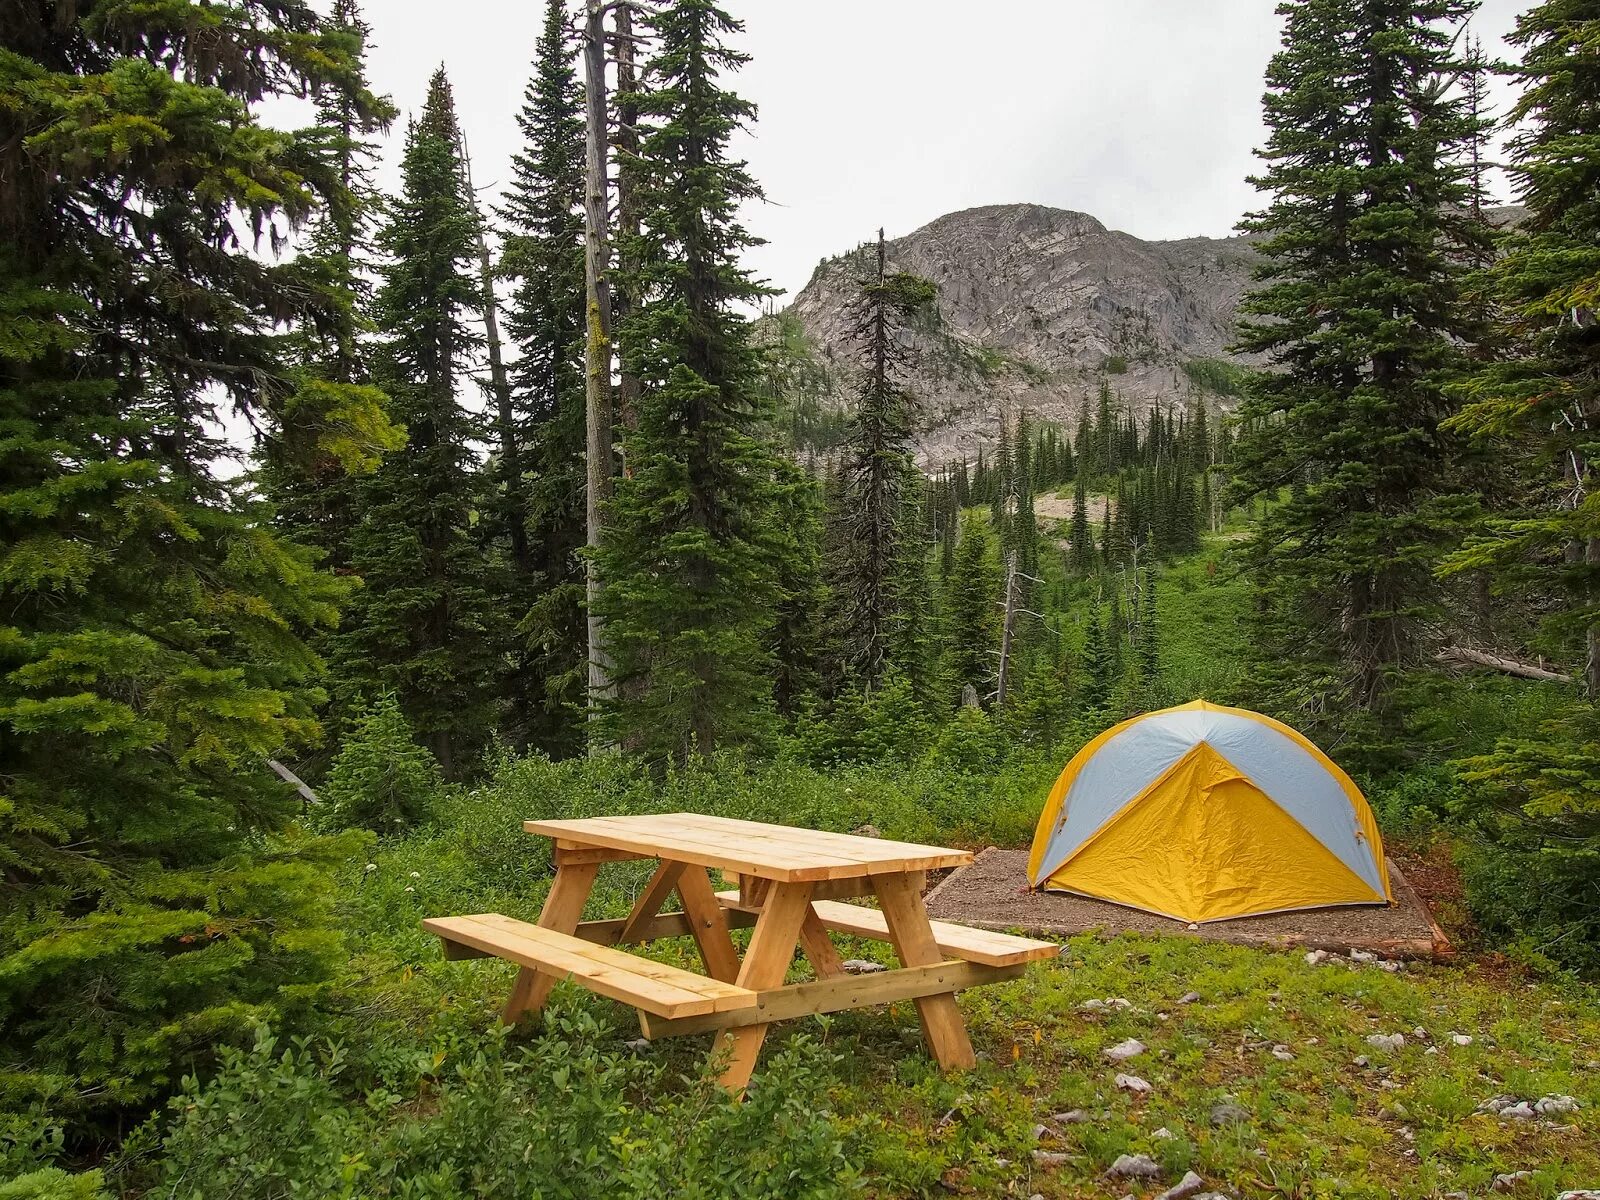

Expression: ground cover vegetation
xmin=3 ymin=0 xmax=1599 ymax=1194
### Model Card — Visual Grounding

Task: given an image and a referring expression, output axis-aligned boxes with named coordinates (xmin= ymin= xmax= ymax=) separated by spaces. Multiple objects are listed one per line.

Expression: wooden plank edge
xmin=638 ymin=960 xmax=1025 ymax=1040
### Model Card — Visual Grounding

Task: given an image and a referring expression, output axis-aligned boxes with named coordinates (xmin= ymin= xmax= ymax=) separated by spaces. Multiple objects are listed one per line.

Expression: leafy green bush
xmin=0 ymin=1169 xmax=105 ymax=1200
xmin=150 ymin=1018 xmax=858 ymax=1199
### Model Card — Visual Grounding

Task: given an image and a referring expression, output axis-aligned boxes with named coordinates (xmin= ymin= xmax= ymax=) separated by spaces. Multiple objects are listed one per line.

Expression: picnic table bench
xmin=424 ymin=813 xmax=1056 ymax=1093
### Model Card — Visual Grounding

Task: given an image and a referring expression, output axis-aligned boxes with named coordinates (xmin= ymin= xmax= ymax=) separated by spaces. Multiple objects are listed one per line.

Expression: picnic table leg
xmin=872 ymin=872 xmax=977 ymax=1071
xmin=675 ymin=865 xmax=743 ymax=982
xmin=798 ymin=906 xmax=846 ymax=978
xmin=712 ymin=880 xmax=814 ymax=1096
xmin=501 ymin=861 xmax=600 ymax=1024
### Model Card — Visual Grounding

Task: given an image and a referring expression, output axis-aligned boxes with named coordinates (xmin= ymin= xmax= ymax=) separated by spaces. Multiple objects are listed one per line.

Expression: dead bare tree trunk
xmin=457 ymin=131 xmax=529 ymax=574
xmin=995 ymin=552 xmax=1020 ymax=707
xmin=583 ymin=0 xmax=616 ymax=723
xmin=611 ymin=1 xmax=643 ymax=443
xmin=1587 ymin=535 xmax=1600 ymax=700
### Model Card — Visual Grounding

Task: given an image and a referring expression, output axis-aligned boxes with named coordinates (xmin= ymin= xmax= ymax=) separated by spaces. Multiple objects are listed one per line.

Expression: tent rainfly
xmin=1027 ymin=700 xmax=1392 ymax=924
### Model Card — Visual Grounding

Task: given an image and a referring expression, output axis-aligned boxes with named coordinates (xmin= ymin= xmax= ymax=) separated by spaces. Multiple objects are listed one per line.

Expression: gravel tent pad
xmin=924 ymin=849 xmax=1450 ymax=958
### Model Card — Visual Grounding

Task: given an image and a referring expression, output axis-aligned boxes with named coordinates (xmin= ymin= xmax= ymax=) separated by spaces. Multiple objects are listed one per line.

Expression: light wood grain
xmin=500 ymin=861 xmax=599 ymax=1022
xmin=872 ymin=873 xmax=977 ymax=1071
xmin=524 ymin=813 xmax=972 ymax=882
xmin=714 ymin=893 xmax=1059 ymax=967
xmin=425 ymin=914 xmax=755 ymax=1019
xmin=713 ymin=880 xmax=813 ymax=1095
xmin=674 ymin=865 xmax=742 ymax=982
xmin=639 ymin=960 xmax=1024 ymax=1039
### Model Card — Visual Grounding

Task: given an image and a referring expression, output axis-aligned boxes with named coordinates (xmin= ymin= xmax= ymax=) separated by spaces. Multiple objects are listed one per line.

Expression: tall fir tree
xmin=496 ymin=0 xmax=589 ymax=753
xmin=332 ymin=68 xmax=497 ymax=778
xmin=1232 ymin=0 xmax=1493 ymax=719
xmin=0 ymin=0 xmax=381 ymax=1138
xmin=1069 ymin=478 xmax=1096 ymax=573
xmin=597 ymin=0 xmax=786 ymax=759
xmin=830 ymin=229 xmax=936 ymax=684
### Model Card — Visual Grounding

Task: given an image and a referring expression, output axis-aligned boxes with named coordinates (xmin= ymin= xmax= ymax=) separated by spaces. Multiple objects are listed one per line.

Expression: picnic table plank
xmin=523 ymin=813 xmax=972 ymax=881
xmin=425 ymin=914 xmax=756 ymax=1019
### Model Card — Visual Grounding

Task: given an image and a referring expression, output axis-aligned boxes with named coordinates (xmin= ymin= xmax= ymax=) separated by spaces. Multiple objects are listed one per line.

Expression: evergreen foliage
xmin=321 ymin=693 xmax=442 ymax=833
xmin=495 ymin=0 xmax=590 ymax=753
xmin=596 ymin=0 xmax=786 ymax=760
xmin=0 ymin=0 xmax=374 ymax=1140
xmin=1232 ymin=0 xmax=1492 ymax=720
xmin=942 ymin=517 xmax=1001 ymax=703
xmin=829 ymin=232 xmax=936 ymax=684
xmin=330 ymin=69 xmax=498 ymax=778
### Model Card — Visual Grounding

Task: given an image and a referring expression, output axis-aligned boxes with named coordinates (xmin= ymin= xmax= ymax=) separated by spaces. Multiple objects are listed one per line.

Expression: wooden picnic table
xmin=425 ymin=813 xmax=1056 ymax=1094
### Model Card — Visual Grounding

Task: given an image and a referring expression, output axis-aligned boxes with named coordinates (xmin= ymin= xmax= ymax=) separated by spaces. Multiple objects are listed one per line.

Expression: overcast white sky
xmin=348 ymin=0 xmax=1530 ymax=304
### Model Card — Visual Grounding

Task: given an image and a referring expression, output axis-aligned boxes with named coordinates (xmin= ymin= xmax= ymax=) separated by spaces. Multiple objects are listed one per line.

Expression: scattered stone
xmin=1536 ymin=1094 xmax=1581 ymax=1116
xmin=1053 ymin=1109 xmax=1091 ymax=1124
xmin=850 ymin=824 xmax=882 ymax=838
xmin=1424 ymin=1046 xmax=1439 ymax=1056
xmin=1079 ymin=997 xmax=1134 ymax=1013
xmin=1500 ymin=1101 xmax=1537 ymax=1120
xmin=1378 ymin=960 xmax=1404 ymax=972
xmin=1209 ymin=1100 xmax=1250 ymax=1126
xmin=1178 ymin=991 xmax=1201 ymax=1004
xmin=1031 ymin=1150 xmax=1070 ymax=1167
xmin=1029 ymin=1123 xmax=1050 ymax=1142
xmin=1115 ymin=1073 xmax=1153 ymax=1095
xmin=1366 ymin=1033 xmax=1406 ymax=1052
xmin=1477 ymin=1094 xmax=1519 ymax=1114
xmin=1349 ymin=950 xmax=1377 ymax=962
xmin=623 ymin=1037 xmax=650 ymax=1052
xmin=1411 ymin=1026 xmax=1429 ymax=1039
xmin=1450 ymin=1032 xmax=1473 ymax=1046
xmin=1104 ymin=1038 xmax=1147 ymax=1062
xmin=1271 ymin=1045 xmax=1294 ymax=1061
xmin=1556 ymin=1192 xmax=1600 ymax=1199
xmin=1155 ymin=1171 xmax=1209 ymax=1200
xmin=1151 ymin=1126 xmax=1176 ymax=1140
xmin=1353 ymin=1055 xmax=1370 ymax=1068
xmin=1305 ymin=949 xmax=1330 ymax=966
xmin=993 ymin=1157 xmax=1011 ymax=1169
xmin=1105 ymin=1153 xmax=1163 ymax=1180
xmin=1186 ymin=922 xmax=1200 ymax=931
xmin=1492 ymin=1172 xmax=1534 ymax=1192
xmin=840 ymin=959 xmax=887 ymax=975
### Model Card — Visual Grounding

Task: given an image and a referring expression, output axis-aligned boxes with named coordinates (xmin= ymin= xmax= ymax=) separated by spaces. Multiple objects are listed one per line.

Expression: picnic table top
xmin=524 ymin=812 xmax=974 ymax=883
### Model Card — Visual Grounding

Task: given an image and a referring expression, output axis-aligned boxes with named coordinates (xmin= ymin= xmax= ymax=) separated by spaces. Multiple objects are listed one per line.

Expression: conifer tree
xmin=1233 ymin=0 xmax=1492 ymax=715
xmin=943 ymin=516 xmax=1001 ymax=703
xmin=831 ymin=229 xmax=935 ymax=683
xmin=1069 ymin=478 xmax=1096 ymax=573
xmin=1444 ymin=0 xmax=1600 ymax=700
xmin=332 ymin=69 xmax=497 ymax=777
xmin=597 ymin=0 xmax=785 ymax=759
xmin=1137 ymin=566 xmax=1161 ymax=686
xmin=496 ymin=0 xmax=589 ymax=751
xmin=0 ymin=0 xmax=381 ymax=1136
xmin=260 ymin=0 xmax=402 ymax=561
xmin=1081 ymin=604 xmax=1112 ymax=711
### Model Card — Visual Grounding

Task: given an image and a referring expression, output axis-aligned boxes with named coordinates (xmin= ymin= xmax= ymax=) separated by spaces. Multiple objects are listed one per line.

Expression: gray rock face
xmin=781 ymin=203 xmax=1260 ymax=463
xmin=778 ymin=201 xmax=1525 ymax=466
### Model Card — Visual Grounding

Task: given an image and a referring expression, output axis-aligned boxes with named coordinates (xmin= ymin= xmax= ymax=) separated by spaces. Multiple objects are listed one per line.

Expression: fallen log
xmin=1436 ymin=646 xmax=1573 ymax=684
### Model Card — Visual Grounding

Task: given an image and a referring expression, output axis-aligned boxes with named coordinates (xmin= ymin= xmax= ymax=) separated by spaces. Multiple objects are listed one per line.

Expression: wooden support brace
xmin=872 ymin=872 xmax=977 ymax=1071
xmin=639 ymin=960 xmax=1022 ymax=1039
xmin=501 ymin=861 xmax=600 ymax=1024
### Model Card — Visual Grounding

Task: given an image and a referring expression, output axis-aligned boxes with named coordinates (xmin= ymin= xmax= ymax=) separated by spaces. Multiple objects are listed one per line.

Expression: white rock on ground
xmin=1105 ymin=1153 xmax=1163 ymax=1179
xmin=1349 ymin=950 xmax=1377 ymax=962
xmin=1104 ymin=1038 xmax=1147 ymax=1062
xmin=1150 ymin=1126 xmax=1176 ymax=1140
xmin=1115 ymin=1073 xmax=1153 ymax=1095
xmin=1031 ymin=1150 xmax=1070 ymax=1166
xmin=1556 ymin=1191 xmax=1600 ymax=1199
xmin=1271 ymin=1045 xmax=1294 ymax=1061
xmin=1366 ymin=1033 xmax=1406 ymax=1052
xmin=1492 ymin=1171 xmax=1533 ymax=1192
xmin=1209 ymin=1100 xmax=1249 ymax=1126
xmin=1154 ymin=1171 xmax=1209 ymax=1200
xmin=1499 ymin=1101 xmax=1537 ymax=1120
xmin=1305 ymin=949 xmax=1330 ymax=965
xmin=840 ymin=959 xmax=886 ymax=975
xmin=1053 ymin=1109 xmax=1091 ymax=1124
xmin=1536 ymin=1094 xmax=1581 ymax=1116
xmin=1178 ymin=991 xmax=1201 ymax=1004
xmin=1450 ymin=1032 xmax=1473 ymax=1046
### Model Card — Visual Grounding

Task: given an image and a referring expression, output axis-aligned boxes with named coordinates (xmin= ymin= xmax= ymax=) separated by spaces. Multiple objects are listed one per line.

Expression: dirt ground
xmin=924 ymin=848 xmax=1450 ymax=958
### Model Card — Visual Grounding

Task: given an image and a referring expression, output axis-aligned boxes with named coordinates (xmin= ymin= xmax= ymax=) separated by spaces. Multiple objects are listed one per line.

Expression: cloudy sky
xmin=348 ymin=0 xmax=1527 ymax=302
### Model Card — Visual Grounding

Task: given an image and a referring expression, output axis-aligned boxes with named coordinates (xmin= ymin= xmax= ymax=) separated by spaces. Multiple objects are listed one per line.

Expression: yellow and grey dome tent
xmin=1027 ymin=700 xmax=1392 ymax=923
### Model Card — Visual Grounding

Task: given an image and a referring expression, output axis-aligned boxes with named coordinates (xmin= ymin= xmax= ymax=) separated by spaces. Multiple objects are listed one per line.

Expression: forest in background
xmin=1 ymin=0 xmax=1598 ymax=1194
